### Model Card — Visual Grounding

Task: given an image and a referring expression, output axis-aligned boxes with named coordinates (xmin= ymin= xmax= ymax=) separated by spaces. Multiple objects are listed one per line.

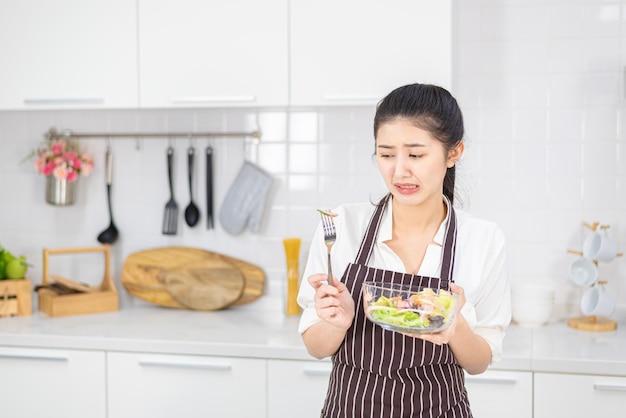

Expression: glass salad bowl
xmin=362 ymin=281 xmax=459 ymax=334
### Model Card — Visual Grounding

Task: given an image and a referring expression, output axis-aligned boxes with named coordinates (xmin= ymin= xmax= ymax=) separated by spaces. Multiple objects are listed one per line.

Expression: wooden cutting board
xmin=121 ymin=247 xmax=265 ymax=310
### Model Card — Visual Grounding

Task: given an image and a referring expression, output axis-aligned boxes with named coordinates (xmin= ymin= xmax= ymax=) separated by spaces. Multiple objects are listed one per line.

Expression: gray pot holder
xmin=219 ymin=161 xmax=273 ymax=235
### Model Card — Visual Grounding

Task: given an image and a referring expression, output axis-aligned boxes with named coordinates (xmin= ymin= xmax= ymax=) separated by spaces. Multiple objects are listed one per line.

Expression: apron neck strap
xmin=354 ymin=194 xmax=458 ymax=282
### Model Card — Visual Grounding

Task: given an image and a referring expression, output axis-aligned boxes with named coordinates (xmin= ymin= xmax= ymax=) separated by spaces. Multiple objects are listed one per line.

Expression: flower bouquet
xmin=32 ymin=138 xmax=94 ymax=205
xmin=34 ymin=139 xmax=94 ymax=182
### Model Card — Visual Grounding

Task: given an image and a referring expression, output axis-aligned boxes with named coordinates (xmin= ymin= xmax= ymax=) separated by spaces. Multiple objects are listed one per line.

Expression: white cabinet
xmin=138 ymin=0 xmax=288 ymax=108
xmin=0 ymin=0 xmax=138 ymax=110
xmin=107 ymin=352 xmax=267 ymax=418
xmin=534 ymin=372 xmax=626 ymax=418
xmin=465 ymin=370 xmax=533 ymax=418
xmin=0 ymin=346 xmax=106 ymax=418
xmin=267 ymin=359 xmax=332 ymax=418
xmin=289 ymin=0 xmax=452 ymax=106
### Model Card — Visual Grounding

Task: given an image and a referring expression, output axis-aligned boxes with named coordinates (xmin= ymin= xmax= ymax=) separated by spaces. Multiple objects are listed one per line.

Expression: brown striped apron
xmin=321 ymin=195 xmax=472 ymax=418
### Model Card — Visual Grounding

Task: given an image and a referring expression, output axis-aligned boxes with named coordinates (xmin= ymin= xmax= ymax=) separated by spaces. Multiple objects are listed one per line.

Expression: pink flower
xmin=53 ymin=165 xmax=68 ymax=180
xmin=66 ymin=171 xmax=78 ymax=182
xmin=72 ymin=158 xmax=82 ymax=169
xmin=81 ymin=162 xmax=93 ymax=176
xmin=51 ymin=140 xmax=65 ymax=155
xmin=43 ymin=162 xmax=56 ymax=176
xmin=63 ymin=151 xmax=77 ymax=161
xmin=35 ymin=157 xmax=46 ymax=173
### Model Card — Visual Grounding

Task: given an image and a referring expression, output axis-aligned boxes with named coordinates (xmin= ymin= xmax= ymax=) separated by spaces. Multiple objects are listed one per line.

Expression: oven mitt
xmin=220 ymin=161 xmax=273 ymax=235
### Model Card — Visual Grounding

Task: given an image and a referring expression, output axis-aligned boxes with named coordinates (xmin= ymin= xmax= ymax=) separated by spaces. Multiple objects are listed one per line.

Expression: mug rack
xmin=567 ymin=222 xmax=623 ymax=332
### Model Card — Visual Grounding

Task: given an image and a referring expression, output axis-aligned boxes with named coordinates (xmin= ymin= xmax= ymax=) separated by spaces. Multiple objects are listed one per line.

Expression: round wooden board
xmin=121 ymin=247 xmax=264 ymax=310
xmin=163 ymin=267 xmax=245 ymax=310
xmin=567 ymin=316 xmax=618 ymax=331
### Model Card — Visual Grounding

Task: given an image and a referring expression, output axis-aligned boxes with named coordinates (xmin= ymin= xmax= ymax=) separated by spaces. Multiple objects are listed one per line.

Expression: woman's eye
xmin=378 ymin=153 xmax=393 ymax=158
xmin=409 ymin=154 xmax=424 ymax=159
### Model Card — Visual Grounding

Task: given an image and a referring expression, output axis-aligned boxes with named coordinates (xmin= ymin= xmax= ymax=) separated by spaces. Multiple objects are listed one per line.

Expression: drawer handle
xmin=302 ymin=367 xmax=332 ymax=377
xmin=170 ymin=96 xmax=256 ymax=103
xmin=23 ymin=97 xmax=104 ymax=105
xmin=0 ymin=353 xmax=69 ymax=362
xmin=593 ymin=383 xmax=626 ymax=392
xmin=465 ymin=376 xmax=517 ymax=385
xmin=138 ymin=359 xmax=232 ymax=371
xmin=322 ymin=94 xmax=382 ymax=102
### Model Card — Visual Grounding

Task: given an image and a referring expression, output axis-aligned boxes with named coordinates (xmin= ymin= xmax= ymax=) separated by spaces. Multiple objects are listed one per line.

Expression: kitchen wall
xmin=0 ymin=0 xmax=624 ymax=315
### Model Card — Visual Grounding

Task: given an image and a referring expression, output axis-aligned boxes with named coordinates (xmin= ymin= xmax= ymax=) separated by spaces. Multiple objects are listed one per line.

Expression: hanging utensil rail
xmin=44 ymin=127 xmax=261 ymax=141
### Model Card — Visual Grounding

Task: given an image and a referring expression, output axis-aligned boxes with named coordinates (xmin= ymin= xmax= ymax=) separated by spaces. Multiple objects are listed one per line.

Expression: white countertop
xmin=1 ymin=305 xmax=626 ymax=376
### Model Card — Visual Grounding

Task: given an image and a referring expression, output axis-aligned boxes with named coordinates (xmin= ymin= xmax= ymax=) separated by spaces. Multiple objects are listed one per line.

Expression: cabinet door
xmin=138 ymin=0 xmax=288 ymax=108
xmin=290 ymin=0 xmax=452 ymax=106
xmin=107 ymin=352 xmax=266 ymax=418
xmin=534 ymin=372 xmax=626 ymax=417
xmin=0 ymin=347 xmax=106 ymax=418
xmin=268 ymin=359 xmax=331 ymax=418
xmin=0 ymin=0 xmax=138 ymax=110
xmin=464 ymin=370 xmax=533 ymax=418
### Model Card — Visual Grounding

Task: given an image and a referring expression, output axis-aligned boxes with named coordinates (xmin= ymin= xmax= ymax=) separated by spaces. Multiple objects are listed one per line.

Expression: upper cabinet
xmin=0 ymin=0 xmax=451 ymax=110
xmin=289 ymin=0 xmax=452 ymax=106
xmin=138 ymin=0 xmax=288 ymax=108
xmin=0 ymin=0 xmax=138 ymax=110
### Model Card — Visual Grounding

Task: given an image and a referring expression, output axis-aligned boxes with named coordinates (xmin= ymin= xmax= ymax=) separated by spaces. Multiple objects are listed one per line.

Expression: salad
xmin=365 ymin=287 xmax=457 ymax=333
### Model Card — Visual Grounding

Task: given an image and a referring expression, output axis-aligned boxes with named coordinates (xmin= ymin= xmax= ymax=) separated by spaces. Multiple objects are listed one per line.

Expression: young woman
xmin=297 ymin=84 xmax=511 ymax=417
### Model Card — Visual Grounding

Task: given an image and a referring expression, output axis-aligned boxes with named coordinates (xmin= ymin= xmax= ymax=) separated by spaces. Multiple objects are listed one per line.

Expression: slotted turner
xmin=162 ymin=146 xmax=178 ymax=235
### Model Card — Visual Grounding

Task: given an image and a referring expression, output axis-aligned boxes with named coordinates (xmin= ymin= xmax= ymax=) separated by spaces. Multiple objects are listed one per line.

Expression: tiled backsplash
xmin=0 ymin=1 xmax=624 ymax=315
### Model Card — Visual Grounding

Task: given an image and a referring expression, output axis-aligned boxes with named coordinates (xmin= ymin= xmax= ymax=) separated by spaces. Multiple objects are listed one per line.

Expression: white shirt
xmin=297 ymin=197 xmax=511 ymax=362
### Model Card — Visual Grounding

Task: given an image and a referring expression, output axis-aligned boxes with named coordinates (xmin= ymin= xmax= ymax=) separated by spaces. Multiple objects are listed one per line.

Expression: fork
xmin=162 ymin=146 xmax=178 ymax=235
xmin=319 ymin=210 xmax=337 ymax=285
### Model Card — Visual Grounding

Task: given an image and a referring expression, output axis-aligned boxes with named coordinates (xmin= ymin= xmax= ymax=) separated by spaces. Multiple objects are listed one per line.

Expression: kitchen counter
xmin=1 ymin=305 xmax=626 ymax=376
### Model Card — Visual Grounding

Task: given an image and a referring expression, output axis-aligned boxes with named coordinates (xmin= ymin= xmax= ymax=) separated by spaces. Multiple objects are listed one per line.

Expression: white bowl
xmin=511 ymin=297 xmax=553 ymax=327
xmin=511 ymin=283 xmax=556 ymax=301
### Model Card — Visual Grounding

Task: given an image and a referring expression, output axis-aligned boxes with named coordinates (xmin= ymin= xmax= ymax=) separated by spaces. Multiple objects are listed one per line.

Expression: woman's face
xmin=375 ymin=117 xmax=462 ymax=208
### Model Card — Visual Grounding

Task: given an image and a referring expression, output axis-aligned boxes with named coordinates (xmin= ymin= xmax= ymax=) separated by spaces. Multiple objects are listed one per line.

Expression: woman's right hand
xmin=308 ymin=273 xmax=355 ymax=330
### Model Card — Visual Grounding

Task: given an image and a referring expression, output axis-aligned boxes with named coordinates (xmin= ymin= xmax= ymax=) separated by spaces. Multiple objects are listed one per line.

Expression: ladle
xmin=97 ymin=145 xmax=119 ymax=244
xmin=184 ymin=146 xmax=200 ymax=227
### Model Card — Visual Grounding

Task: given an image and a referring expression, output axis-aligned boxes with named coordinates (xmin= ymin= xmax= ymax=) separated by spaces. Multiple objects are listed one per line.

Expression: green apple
xmin=5 ymin=256 xmax=27 ymax=280
xmin=1 ymin=250 xmax=14 ymax=264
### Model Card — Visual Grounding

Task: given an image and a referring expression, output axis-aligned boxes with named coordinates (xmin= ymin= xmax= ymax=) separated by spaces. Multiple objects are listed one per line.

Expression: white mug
xmin=567 ymin=257 xmax=598 ymax=287
xmin=580 ymin=284 xmax=615 ymax=317
xmin=583 ymin=229 xmax=618 ymax=262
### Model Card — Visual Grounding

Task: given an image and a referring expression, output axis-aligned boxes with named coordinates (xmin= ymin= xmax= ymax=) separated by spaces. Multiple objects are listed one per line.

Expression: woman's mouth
xmin=394 ymin=183 xmax=419 ymax=195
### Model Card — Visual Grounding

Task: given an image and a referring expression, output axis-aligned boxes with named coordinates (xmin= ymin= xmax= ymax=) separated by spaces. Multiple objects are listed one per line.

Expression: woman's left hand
xmin=404 ymin=283 xmax=466 ymax=345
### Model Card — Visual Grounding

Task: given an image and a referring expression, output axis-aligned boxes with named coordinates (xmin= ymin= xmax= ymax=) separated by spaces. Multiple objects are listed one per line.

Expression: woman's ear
xmin=447 ymin=143 xmax=464 ymax=168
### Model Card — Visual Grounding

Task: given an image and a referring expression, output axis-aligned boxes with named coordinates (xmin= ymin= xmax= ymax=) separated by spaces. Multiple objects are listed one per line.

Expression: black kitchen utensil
xmin=206 ymin=146 xmax=214 ymax=229
xmin=184 ymin=146 xmax=200 ymax=227
xmin=97 ymin=146 xmax=119 ymax=244
xmin=162 ymin=146 xmax=178 ymax=235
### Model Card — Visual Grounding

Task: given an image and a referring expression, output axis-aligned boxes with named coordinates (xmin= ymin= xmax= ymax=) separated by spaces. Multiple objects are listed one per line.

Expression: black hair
xmin=373 ymin=83 xmax=464 ymax=204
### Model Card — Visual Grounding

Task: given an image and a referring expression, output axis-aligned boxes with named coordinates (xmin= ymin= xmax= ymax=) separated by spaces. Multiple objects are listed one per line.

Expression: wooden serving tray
xmin=121 ymin=247 xmax=265 ymax=311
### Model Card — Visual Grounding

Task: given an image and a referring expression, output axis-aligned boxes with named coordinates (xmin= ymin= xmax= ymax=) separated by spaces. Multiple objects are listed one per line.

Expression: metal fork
xmin=162 ymin=146 xmax=178 ymax=235
xmin=319 ymin=210 xmax=337 ymax=285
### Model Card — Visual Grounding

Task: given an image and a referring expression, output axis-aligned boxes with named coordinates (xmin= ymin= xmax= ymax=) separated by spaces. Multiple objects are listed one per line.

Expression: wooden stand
xmin=0 ymin=279 xmax=32 ymax=317
xmin=38 ymin=245 xmax=118 ymax=317
xmin=567 ymin=315 xmax=617 ymax=331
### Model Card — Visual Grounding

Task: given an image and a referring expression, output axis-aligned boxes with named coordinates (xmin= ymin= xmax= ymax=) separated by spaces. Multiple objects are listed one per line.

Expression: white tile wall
xmin=456 ymin=0 xmax=626 ymax=315
xmin=0 ymin=1 xmax=624 ymax=317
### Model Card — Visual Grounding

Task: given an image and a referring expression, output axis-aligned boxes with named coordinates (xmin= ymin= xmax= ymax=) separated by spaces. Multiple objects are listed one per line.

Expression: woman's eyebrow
xmin=377 ymin=143 xmax=426 ymax=149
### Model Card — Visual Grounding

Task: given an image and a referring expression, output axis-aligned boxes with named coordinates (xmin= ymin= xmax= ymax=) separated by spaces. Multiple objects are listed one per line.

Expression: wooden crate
xmin=38 ymin=245 xmax=118 ymax=317
xmin=0 ymin=279 xmax=32 ymax=317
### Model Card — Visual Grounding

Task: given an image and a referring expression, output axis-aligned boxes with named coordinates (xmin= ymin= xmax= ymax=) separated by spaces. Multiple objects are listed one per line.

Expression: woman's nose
xmin=394 ymin=155 xmax=412 ymax=177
